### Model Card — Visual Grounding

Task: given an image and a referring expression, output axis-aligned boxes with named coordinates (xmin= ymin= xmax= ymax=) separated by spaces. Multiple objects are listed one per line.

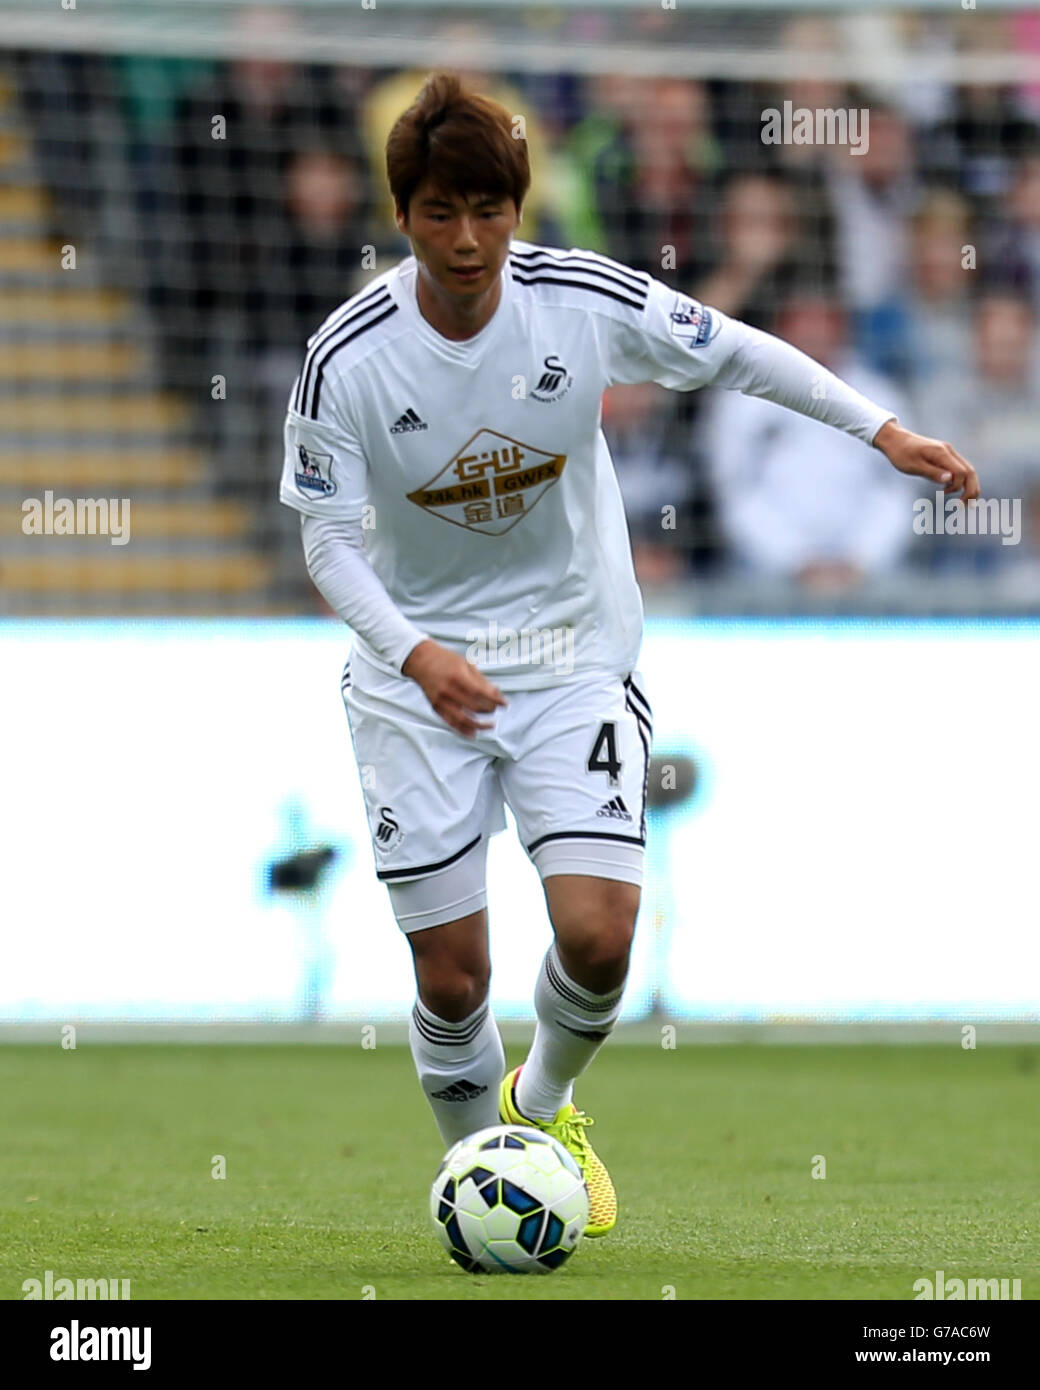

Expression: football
xmin=430 ymin=1124 xmax=590 ymax=1273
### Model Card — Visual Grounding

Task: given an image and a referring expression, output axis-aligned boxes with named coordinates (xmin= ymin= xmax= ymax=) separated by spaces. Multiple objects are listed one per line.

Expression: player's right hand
xmin=401 ymin=639 xmax=508 ymax=738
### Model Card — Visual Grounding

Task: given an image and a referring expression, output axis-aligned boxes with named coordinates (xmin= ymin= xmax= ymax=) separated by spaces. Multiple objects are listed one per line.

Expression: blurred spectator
xmin=586 ymin=77 xmax=719 ymax=280
xmin=926 ymin=81 xmax=1040 ymax=202
xmin=981 ymin=145 xmax=1040 ymax=305
xmin=601 ymin=383 xmax=700 ymax=586
xmin=914 ymin=294 xmax=1040 ymax=568
xmin=108 ymin=55 xmax=217 ymax=324
xmin=765 ymin=17 xmax=848 ymax=178
xmin=561 ymin=73 xmax=645 ymax=251
xmin=840 ymin=14 xmax=953 ymax=127
xmin=750 ymin=15 xmax=846 ymax=289
xmin=825 ymin=104 xmax=919 ymax=371
xmin=924 ymin=15 xmax=1040 ymax=202
xmin=694 ymin=172 xmax=798 ymax=329
xmin=253 ymin=147 xmax=368 ymax=351
xmin=705 ymin=292 xmax=914 ymax=591
xmin=877 ymin=188 xmax=977 ymax=384
xmin=167 ymin=5 xmax=353 ymax=386
xmin=250 ymin=146 xmax=370 ymax=475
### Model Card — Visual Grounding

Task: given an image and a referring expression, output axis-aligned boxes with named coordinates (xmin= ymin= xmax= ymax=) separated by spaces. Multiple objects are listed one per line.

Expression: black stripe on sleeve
xmin=309 ymin=303 xmax=399 ymax=420
xmin=510 ymin=249 xmax=649 ymax=298
xmin=298 ymin=296 xmax=398 ymax=419
xmin=510 ymin=272 xmax=647 ymax=313
xmin=296 ymin=284 xmax=390 ymax=414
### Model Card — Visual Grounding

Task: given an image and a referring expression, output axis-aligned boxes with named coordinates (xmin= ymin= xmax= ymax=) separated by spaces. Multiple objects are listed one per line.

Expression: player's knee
xmin=415 ymin=960 xmax=490 ymax=1022
xmin=565 ymin=921 xmax=634 ymax=975
xmin=553 ymin=897 xmax=637 ymax=986
xmin=409 ymin=910 xmax=490 ymax=1021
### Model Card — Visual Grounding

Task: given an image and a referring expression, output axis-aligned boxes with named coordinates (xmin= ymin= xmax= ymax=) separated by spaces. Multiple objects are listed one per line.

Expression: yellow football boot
xmin=499 ymin=1066 xmax=617 ymax=1237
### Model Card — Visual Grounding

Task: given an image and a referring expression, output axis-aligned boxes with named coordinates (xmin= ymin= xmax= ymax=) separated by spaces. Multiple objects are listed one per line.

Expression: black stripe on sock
xmin=558 ymin=1022 xmax=612 ymax=1042
xmin=411 ymin=1003 xmax=488 ymax=1047
xmin=544 ymin=950 xmax=623 ymax=1015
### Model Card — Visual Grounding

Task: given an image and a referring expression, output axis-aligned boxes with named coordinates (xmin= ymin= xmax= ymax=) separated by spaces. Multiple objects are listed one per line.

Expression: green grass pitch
xmin=1 ymin=1042 xmax=1037 ymax=1300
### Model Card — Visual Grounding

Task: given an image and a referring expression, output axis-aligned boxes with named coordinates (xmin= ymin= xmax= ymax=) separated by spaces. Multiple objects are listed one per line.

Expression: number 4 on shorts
xmin=587 ymin=720 xmax=622 ymax=787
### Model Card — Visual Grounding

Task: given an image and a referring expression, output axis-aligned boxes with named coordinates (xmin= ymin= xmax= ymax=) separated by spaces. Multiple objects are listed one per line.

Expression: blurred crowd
xmin=14 ymin=6 xmax=1040 ymax=602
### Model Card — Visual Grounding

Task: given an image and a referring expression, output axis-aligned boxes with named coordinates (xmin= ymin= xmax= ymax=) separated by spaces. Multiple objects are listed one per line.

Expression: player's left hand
xmin=873 ymin=420 xmax=980 ymax=500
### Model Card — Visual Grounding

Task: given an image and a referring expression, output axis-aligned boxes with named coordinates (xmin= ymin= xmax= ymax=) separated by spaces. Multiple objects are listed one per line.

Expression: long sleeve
xmin=603 ymin=273 xmax=897 ymax=445
xmin=708 ymin=318 xmax=897 ymax=445
xmin=301 ymin=513 xmax=428 ymax=673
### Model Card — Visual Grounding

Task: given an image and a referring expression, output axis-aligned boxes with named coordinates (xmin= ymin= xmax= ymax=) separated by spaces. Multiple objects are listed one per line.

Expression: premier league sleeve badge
xmin=295 ymin=443 xmax=337 ymax=497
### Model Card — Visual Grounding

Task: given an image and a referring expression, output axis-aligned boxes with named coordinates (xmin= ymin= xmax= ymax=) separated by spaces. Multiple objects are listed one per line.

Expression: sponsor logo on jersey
xmin=295 ymin=443 xmax=336 ymax=496
xmin=429 ymin=1079 xmax=489 ymax=1102
xmin=390 ymin=407 xmax=428 ymax=434
xmin=530 ymin=353 xmax=573 ymax=402
xmin=406 ymin=428 xmax=567 ymax=537
xmin=597 ymin=795 xmax=633 ymax=822
xmin=373 ymin=806 xmax=404 ymax=854
xmin=668 ymin=296 xmax=717 ymax=348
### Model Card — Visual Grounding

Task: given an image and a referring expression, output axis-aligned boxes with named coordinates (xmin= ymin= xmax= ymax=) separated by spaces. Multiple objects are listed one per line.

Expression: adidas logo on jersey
xmin=390 ymin=407 xmax=428 ymax=434
xmin=597 ymin=796 xmax=633 ymax=822
xmin=430 ymin=1079 xmax=489 ymax=1102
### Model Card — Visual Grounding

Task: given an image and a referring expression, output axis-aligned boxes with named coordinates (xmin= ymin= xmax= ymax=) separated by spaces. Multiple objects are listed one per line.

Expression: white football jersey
xmin=279 ymin=240 xmax=873 ymax=689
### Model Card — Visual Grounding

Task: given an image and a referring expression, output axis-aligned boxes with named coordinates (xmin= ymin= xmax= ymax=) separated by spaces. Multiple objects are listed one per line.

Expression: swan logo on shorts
xmin=373 ymin=806 xmax=404 ymax=854
xmin=295 ymin=443 xmax=336 ymax=497
xmin=406 ymin=428 xmax=567 ymax=537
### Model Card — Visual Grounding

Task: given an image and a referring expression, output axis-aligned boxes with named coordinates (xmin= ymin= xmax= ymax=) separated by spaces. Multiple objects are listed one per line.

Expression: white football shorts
xmin=341 ymin=646 xmax=653 ymax=933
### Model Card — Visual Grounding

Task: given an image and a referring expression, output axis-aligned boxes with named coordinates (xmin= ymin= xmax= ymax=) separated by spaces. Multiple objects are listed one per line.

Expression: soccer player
xmin=279 ymin=72 xmax=979 ymax=1237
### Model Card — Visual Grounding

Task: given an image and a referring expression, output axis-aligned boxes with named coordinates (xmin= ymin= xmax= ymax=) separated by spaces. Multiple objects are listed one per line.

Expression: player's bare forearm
xmin=873 ymin=419 xmax=980 ymax=500
xmin=402 ymin=638 xmax=508 ymax=738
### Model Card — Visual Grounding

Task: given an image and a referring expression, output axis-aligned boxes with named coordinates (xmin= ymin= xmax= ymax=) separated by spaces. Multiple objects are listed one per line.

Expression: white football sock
xmin=515 ymin=942 xmax=625 ymax=1122
xmin=409 ymin=998 xmax=506 ymax=1145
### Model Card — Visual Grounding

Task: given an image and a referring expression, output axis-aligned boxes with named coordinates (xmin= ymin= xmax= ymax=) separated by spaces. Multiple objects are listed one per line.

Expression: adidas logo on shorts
xmin=389 ymin=407 xmax=428 ymax=434
xmin=430 ymin=1079 xmax=488 ymax=1102
xmin=596 ymin=795 xmax=633 ymax=822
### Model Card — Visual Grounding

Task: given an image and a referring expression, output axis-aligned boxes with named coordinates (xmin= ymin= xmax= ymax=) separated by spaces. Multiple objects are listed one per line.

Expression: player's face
xmin=397 ymin=182 xmax=521 ymax=302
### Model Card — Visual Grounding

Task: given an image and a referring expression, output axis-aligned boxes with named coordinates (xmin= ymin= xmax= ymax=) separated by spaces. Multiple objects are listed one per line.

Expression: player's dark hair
xmin=386 ymin=70 xmax=530 ymax=218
